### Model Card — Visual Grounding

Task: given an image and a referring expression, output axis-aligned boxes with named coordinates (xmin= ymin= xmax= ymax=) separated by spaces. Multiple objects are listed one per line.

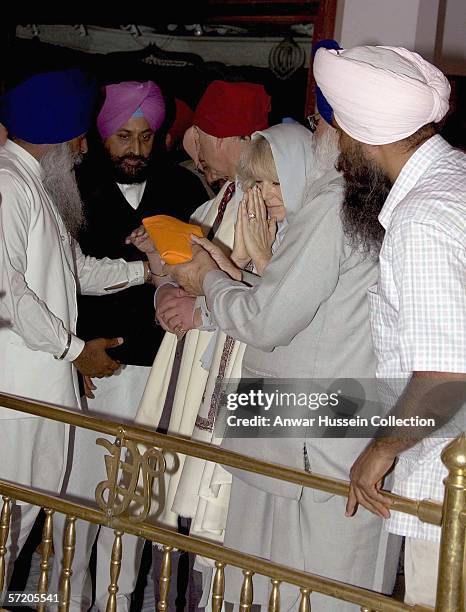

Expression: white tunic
xmin=0 ymin=139 xmax=145 ymax=490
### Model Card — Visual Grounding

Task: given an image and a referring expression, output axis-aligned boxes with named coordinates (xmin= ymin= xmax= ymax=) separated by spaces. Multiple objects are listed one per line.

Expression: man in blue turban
xmin=0 ymin=69 xmax=155 ymax=587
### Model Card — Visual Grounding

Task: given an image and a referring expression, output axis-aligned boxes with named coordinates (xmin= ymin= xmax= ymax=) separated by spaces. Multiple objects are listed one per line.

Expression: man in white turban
xmin=314 ymin=45 xmax=466 ymax=607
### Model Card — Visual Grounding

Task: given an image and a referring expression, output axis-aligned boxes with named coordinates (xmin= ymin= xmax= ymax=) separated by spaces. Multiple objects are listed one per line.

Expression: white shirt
xmin=117 ymin=181 xmax=147 ymax=209
xmin=0 ymin=140 xmax=145 ymax=417
xmin=368 ymin=135 xmax=466 ymax=541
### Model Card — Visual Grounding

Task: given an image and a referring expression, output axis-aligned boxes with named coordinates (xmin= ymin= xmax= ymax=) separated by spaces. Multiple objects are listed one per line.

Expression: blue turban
xmin=312 ymin=39 xmax=342 ymax=125
xmin=0 ymin=69 xmax=97 ymax=144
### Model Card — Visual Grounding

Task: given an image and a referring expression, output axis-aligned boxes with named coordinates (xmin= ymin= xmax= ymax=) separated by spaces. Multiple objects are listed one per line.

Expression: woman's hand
xmin=125 ymin=225 xmax=156 ymax=254
xmin=191 ymin=235 xmax=242 ymax=281
xmin=231 ymin=193 xmax=252 ymax=269
xmin=240 ymin=186 xmax=277 ymax=276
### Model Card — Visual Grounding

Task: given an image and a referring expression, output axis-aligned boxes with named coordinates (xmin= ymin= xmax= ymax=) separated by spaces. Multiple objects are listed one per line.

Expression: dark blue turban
xmin=312 ymin=39 xmax=342 ymax=125
xmin=0 ymin=69 xmax=97 ymax=144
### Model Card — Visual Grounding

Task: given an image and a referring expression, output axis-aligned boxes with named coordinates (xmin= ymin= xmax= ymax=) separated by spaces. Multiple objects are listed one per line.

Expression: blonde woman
xmin=170 ymin=124 xmax=315 ymax=594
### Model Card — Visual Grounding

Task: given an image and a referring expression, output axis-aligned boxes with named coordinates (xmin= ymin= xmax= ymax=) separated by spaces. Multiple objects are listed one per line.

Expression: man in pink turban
xmin=97 ymin=80 xmax=166 ymax=140
xmin=315 ymin=46 xmax=466 ymax=607
xmin=49 ymin=80 xmax=208 ymax=612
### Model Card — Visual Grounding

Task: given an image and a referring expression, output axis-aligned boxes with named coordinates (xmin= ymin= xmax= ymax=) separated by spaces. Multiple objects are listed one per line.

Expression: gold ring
xmin=248 ymin=212 xmax=256 ymax=220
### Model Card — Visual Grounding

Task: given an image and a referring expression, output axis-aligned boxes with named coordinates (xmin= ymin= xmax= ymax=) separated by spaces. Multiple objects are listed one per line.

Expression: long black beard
xmin=336 ymin=144 xmax=392 ymax=257
xmin=109 ymin=153 xmax=150 ymax=184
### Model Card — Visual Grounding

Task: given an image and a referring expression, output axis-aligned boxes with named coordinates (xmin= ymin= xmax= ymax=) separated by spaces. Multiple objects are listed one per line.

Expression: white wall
xmin=335 ymin=0 xmax=422 ymax=48
xmin=415 ymin=0 xmax=440 ymax=62
xmin=441 ymin=0 xmax=466 ymax=74
xmin=334 ymin=0 xmax=466 ymax=75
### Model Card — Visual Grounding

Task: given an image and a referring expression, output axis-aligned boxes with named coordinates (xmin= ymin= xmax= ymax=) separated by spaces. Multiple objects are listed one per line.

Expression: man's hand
xmin=156 ymin=286 xmax=196 ymax=336
xmin=163 ymin=244 xmax=218 ymax=296
xmin=73 ymin=337 xmax=123 ymax=378
xmin=191 ymin=235 xmax=242 ymax=281
xmin=83 ymin=375 xmax=96 ymax=399
xmin=125 ymin=225 xmax=156 ymax=254
xmin=346 ymin=372 xmax=466 ymax=520
xmin=346 ymin=440 xmax=397 ymax=519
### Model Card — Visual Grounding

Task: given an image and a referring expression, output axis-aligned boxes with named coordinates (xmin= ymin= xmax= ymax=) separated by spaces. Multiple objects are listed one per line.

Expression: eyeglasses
xmin=306 ymin=112 xmax=320 ymax=134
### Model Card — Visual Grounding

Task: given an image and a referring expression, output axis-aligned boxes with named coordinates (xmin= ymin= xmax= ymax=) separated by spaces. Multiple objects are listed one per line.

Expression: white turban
xmin=313 ymin=45 xmax=450 ymax=145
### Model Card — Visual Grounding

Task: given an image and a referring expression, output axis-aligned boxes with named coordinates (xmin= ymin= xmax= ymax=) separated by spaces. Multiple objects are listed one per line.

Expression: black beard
xmin=336 ymin=143 xmax=392 ymax=257
xmin=109 ymin=153 xmax=150 ymax=184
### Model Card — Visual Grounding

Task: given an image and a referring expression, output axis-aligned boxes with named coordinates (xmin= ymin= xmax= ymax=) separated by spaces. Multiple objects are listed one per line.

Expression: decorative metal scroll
xmin=95 ymin=435 xmax=167 ymax=523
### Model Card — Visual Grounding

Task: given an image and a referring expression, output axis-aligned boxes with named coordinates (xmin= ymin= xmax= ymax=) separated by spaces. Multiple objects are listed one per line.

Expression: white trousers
xmin=50 ymin=365 xmax=151 ymax=612
xmin=404 ymin=537 xmax=441 ymax=607
xmin=0 ymin=417 xmax=67 ymax=592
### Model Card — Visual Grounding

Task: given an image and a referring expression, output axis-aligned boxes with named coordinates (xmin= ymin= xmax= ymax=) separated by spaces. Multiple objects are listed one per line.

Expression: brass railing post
xmin=299 ymin=589 xmax=311 ymax=612
xmin=212 ymin=561 xmax=225 ymax=612
xmin=435 ymin=435 xmax=466 ymax=611
xmin=240 ymin=569 xmax=254 ymax=611
xmin=299 ymin=587 xmax=311 ymax=611
xmin=58 ymin=516 xmax=76 ymax=612
xmin=0 ymin=496 xmax=11 ymax=593
xmin=106 ymin=530 xmax=123 ymax=612
xmin=157 ymin=545 xmax=172 ymax=611
xmin=268 ymin=578 xmax=280 ymax=611
xmin=37 ymin=508 xmax=54 ymax=612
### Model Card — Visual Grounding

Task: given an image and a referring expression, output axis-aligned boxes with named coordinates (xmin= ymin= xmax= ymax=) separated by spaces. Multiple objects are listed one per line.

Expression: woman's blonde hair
xmin=237 ymin=135 xmax=279 ymax=190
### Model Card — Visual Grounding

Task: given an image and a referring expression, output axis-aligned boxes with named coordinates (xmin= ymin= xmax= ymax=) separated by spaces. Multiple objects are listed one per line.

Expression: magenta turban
xmin=97 ymin=81 xmax=166 ymax=140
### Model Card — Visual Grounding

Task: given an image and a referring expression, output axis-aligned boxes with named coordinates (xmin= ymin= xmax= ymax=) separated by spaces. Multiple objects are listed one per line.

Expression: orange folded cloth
xmin=142 ymin=214 xmax=204 ymax=265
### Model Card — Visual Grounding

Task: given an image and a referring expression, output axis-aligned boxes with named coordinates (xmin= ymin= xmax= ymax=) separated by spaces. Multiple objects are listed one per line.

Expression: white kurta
xmin=0 ymin=139 xmax=145 ymax=493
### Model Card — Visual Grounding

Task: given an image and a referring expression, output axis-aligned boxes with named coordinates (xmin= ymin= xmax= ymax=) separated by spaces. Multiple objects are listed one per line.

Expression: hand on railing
xmin=73 ymin=337 xmax=123 ymax=378
xmin=345 ymin=441 xmax=396 ymax=519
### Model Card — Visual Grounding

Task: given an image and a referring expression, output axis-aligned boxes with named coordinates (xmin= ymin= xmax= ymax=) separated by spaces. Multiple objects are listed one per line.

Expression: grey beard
xmin=311 ymin=127 xmax=340 ymax=182
xmin=41 ymin=143 xmax=85 ymax=237
xmin=301 ymin=128 xmax=341 ymax=207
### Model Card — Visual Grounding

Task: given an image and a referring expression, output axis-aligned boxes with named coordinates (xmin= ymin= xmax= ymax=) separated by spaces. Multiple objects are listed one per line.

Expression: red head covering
xmin=194 ymin=80 xmax=271 ymax=137
xmin=168 ymin=98 xmax=194 ymax=143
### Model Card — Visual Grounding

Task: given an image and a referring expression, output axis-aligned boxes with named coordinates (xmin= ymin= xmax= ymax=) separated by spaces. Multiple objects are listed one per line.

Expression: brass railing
xmin=0 ymin=392 xmax=464 ymax=612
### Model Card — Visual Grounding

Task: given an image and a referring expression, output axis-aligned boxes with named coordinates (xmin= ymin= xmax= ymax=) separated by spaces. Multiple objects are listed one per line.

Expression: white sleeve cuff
xmin=195 ymin=296 xmax=217 ymax=331
xmin=64 ymin=334 xmax=86 ymax=362
xmin=127 ymin=261 xmax=146 ymax=286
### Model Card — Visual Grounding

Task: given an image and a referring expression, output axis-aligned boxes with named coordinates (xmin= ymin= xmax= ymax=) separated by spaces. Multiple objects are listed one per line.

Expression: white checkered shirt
xmin=368 ymin=135 xmax=466 ymax=542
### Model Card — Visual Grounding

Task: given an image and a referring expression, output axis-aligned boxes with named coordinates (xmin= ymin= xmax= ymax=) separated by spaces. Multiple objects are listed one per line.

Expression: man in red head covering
xmin=129 ymin=79 xmax=270 ymax=609
xmin=183 ymin=80 xmax=270 ymax=185
xmin=151 ymin=79 xmax=271 ymax=338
